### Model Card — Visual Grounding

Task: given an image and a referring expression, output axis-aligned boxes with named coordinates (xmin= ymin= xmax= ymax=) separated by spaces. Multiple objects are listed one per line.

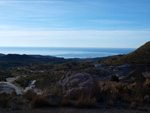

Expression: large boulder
xmin=60 ymin=73 xmax=94 ymax=96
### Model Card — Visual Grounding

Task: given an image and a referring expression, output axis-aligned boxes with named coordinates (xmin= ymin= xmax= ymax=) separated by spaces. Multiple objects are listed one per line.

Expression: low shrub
xmin=50 ymin=85 xmax=63 ymax=97
xmin=122 ymin=103 xmax=129 ymax=109
xmin=61 ymin=98 xmax=72 ymax=106
xmin=76 ymin=95 xmax=97 ymax=108
xmin=138 ymin=106 xmax=148 ymax=111
xmin=75 ymin=82 xmax=100 ymax=108
xmin=30 ymin=95 xmax=50 ymax=108
xmin=110 ymin=75 xmax=119 ymax=82
xmin=0 ymin=97 xmax=9 ymax=108
xmin=130 ymin=102 xmax=137 ymax=109
xmin=130 ymin=86 xmax=145 ymax=102
xmin=22 ymin=90 xmax=36 ymax=101
xmin=0 ymin=93 xmax=9 ymax=108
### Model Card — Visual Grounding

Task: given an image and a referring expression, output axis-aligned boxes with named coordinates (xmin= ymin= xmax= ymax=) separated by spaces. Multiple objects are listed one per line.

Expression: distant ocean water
xmin=0 ymin=47 xmax=136 ymax=58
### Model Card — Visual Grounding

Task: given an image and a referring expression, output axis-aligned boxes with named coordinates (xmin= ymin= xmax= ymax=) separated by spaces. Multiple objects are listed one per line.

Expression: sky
xmin=0 ymin=0 xmax=150 ymax=48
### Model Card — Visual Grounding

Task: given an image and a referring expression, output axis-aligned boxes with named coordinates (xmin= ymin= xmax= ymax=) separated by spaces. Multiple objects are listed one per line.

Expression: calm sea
xmin=0 ymin=47 xmax=136 ymax=58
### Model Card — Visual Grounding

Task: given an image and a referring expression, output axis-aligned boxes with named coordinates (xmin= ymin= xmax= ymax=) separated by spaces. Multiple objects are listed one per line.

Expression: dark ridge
xmin=0 ymin=54 xmax=72 ymax=69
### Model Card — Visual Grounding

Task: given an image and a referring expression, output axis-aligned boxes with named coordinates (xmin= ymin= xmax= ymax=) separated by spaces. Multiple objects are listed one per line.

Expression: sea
xmin=0 ymin=47 xmax=136 ymax=59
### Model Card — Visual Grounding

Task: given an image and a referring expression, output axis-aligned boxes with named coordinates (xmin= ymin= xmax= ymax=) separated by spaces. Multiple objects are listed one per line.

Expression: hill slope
xmin=100 ymin=41 xmax=150 ymax=65
xmin=0 ymin=54 xmax=72 ymax=69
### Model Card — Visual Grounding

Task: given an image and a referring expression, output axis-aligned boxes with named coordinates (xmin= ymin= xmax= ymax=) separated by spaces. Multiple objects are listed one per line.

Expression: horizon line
xmin=0 ymin=46 xmax=137 ymax=49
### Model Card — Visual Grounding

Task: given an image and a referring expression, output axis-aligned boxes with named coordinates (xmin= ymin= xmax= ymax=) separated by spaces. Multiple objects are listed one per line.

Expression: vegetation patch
xmin=30 ymin=95 xmax=51 ymax=108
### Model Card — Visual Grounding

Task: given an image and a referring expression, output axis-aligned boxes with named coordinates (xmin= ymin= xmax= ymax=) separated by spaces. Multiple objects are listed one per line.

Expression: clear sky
xmin=0 ymin=0 xmax=150 ymax=48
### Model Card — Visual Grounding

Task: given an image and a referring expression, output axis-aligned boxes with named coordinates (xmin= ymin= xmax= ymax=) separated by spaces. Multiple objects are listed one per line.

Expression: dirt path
xmin=0 ymin=76 xmax=42 ymax=95
xmin=6 ymin=77 xmax=20 ymax=83
xmin=0 ymin=107 xmax=148 ymax=113
xmin=0 ymin=82 xmax=23 ymax=95
xmin=0 ymin=77 xmax=24 ymax=95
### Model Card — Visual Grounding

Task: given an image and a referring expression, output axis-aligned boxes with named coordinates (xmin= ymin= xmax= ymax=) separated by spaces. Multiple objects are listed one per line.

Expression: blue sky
xmin=0 ymin=0 xmax=150 ymax=48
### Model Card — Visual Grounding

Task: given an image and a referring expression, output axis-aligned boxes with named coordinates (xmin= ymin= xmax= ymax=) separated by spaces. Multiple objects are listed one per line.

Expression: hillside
xmin=0 ymin=54 xmax=72 ymax=69
xmin=0 ymin=44 xmax=150 ymax=111
xmin=100 ymin=41 xmax=150 ymax=66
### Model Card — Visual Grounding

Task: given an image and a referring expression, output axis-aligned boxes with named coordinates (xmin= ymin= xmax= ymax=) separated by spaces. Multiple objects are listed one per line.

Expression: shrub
xmin=90 ymin=81 xmax=102 ymax=101
xmin=110 ymin=75 xmax=119 ymax=82
xmin=130 ymin=102 xmax=137 ymax=109
xmin=30 ymin=95 xmax=50 ymax=108
xmin=138 ymin=106 xmax=148 ymax=111
xmin=144 ymin=79 xmax=150 ymax=95
xmin=61 ymin=98 xmax=72 ymax=106
xmin=0 ymin=93 xmax=9 ymax=108
xmin=22 ymin=90 xmax=37 ymax=101
xmin=122 ymin=103 xmax=129 ymax=109
xmin=75 ymin=82 xmax=100 ymax=108
xmin=51 ymin=85 xmax=63 ymax=97
xmin=0 ymin=97 xmax=9 ymax=108
xmin=76 ymin=95 xmax=97 ymax=108
xmin=61 ymin=81 xmax=101 ymax=108
xmin=130 ymin=86 xmax=145 ymax=102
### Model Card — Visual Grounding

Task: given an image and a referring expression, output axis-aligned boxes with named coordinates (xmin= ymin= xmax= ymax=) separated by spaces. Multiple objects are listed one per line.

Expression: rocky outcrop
xmin=60 ymin=73 xmax=94 ymax=96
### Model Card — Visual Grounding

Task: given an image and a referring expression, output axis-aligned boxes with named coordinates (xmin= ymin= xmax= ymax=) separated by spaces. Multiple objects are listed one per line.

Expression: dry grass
xmin=30 ymin=95 xmax=51 ymax=108
xmin=0 ymin=96 xmax=9 ymax=108
xmin=138 ymin=106 xmax=148 ymax=111
xmin=0 ymin=93 xmax=17 ymax=108
xmin=61 ymin=98 xmax=72 ymax=106
xmin=76 ymin=95 xmax=98 ymax=108
xmin=61 ymin=81 xmax=101 ymax=108
xmin=22 ymin=90 xmax=37 ymax=101
xmin=129 ymin=102 xmax=137 ymax=109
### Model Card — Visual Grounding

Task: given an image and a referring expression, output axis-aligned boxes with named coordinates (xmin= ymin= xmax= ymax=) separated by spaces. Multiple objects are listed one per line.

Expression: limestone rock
xmin=60 ymin=73 xmax=94 ymax=96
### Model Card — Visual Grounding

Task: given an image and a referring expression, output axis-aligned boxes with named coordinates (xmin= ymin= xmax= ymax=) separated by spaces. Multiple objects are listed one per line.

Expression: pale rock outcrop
xmin=60 ymin=73 xmax=94 ymax=96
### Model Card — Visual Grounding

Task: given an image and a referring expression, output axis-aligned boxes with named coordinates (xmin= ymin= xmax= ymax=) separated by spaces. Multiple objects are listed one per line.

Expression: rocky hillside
xmin=100 ymin=41 xmax=150 ymax=66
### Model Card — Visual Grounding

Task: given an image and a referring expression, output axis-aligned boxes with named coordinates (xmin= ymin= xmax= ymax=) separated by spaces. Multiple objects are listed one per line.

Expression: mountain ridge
xmin=100 ymin=41 xmax=150 ymax=65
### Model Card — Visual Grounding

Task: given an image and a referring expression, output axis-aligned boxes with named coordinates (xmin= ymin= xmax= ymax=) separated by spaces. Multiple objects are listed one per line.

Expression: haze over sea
xmin=0 ymin=47 xmax=135 ymax=58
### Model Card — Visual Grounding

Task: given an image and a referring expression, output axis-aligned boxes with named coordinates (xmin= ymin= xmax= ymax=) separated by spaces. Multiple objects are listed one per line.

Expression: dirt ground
xmin=0 ymin=107 xmax=149 ymax=113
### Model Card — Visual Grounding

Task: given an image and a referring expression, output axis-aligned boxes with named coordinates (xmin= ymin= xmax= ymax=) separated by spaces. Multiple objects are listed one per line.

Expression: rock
xmin=60 ymin=73 xmax=94 ymax=96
